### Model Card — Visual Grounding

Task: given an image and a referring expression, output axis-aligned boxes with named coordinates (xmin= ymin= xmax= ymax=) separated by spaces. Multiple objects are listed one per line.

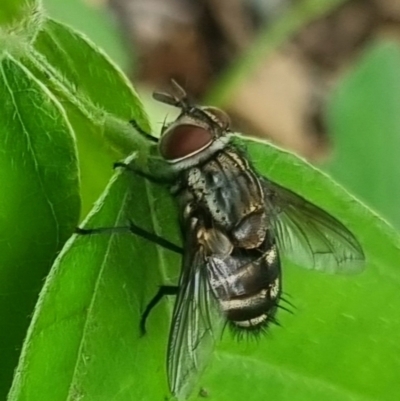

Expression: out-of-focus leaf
xmin=327 ymin=40 xmax=400 ymax=230
xmin=0 ymin=55 xmax=80 ymax=399
xmin=208 ymin=0 xmax=347 ymax=106
xmin=8 ymin=135 xmax=400 ymax=401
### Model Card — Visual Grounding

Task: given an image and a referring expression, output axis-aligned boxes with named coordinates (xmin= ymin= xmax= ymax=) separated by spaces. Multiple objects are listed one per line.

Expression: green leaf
xmin=327 ymin=40 xmax=400 ymax=230
xmin=32 ymin=18 xmax=149 ymax=147
xmin=42 ymin=0 xmax=128 ymax=68
xmin=202 ymin=139 xmax=400 ymax=401
xmin=0 ymin=54 xmax=80 ymax=399
xmin=0 ymin=3 xmax=150 ymax=396
xmin=1 ymin=5 xmax=149 ymax=215
xmin=0 ymin=0 xmax=37 ymax=27
xmin=27 ymin=17 xmax=150 ymax=214
xmin=8 ymin=156 xmax=180 ymax=401
xmin=33 ymin=18 xmax=146 ymax=130
xmin=0 ymin=0 xmax=151 ymax=215
xmin=8 ymin=137 xmax=400 ymax=401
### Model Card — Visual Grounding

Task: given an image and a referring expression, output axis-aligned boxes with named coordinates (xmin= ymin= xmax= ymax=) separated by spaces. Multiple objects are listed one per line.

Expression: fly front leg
xmin=114 ymin=155 xmax=176 ymax=186
xmin=129 ymin=119 xmax=159 ymax=143
xmin=113 ymin=161 xmax=169 ymax=185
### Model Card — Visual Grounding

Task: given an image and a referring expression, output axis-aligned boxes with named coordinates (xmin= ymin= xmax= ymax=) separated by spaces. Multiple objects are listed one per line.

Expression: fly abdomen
xmin=221 ymin=288 xmax=272 ymax=326
xmin=210 ymin=244 xmax=282 ymax=331
xmin=222 ymin=274 xmax=281 ymax=330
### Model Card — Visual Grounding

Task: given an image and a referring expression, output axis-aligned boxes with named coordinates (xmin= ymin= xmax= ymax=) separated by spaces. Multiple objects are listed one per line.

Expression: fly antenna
xmin=153 ymin=79 xmax=192 ymax=111
xmin=170 ymin=79 xmax=187 ymax=100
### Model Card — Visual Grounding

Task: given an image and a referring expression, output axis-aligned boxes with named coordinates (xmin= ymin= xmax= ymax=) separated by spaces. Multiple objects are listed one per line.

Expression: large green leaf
xmin=8 ymin=137 xmax=400 ymax=401
xmin=0 ymin=1 xmax=149 ymax=397
xmin=7 ymin=155 xmax=180 ymax=401
xmin=203 ymin=139 xmax=400 ymax=401
xmin=0 ymin=55 xmax=80 ymax=399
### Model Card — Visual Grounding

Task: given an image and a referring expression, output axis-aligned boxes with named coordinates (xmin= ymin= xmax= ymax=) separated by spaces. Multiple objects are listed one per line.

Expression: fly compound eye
xmin=160 ymin=124 xmax=213 ymax=161
xmin=202 ymin=106 xmax=231 ymax=130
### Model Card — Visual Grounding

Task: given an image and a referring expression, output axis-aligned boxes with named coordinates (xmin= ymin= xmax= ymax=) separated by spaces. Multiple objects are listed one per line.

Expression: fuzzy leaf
xmin=0 ymin=55 xmax=80 ymax=399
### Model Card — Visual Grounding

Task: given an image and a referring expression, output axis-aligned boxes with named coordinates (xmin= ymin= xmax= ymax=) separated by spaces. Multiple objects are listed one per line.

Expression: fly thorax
xmin=231 ymin=210 xmax=267 ymax=249
xmin=186 ymin=150 xmax=267 ymax=247
xmin=186 ymin=166 xmax=233 ymax=229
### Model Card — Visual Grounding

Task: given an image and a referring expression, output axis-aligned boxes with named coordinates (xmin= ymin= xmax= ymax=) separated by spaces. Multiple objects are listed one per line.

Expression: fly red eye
xmin=160 ymin=124 xmax=213 ymax=161
xmin=202 ymin=107 xmax=231 ymax=130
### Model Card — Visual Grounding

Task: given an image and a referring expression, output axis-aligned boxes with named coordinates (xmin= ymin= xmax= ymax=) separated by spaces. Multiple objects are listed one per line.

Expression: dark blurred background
xmin=44 ymin=0 xmax=400 ymax=229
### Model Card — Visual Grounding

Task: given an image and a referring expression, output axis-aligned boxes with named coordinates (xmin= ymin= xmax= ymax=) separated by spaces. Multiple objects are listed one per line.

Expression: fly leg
xmin=129 ymin=119 xmax=159 ymax=143
xmin=76 ymin=220 xmax=182 ymax=255
xmin=115 ymin=123 xmax=176 ymax=184
xmin=77 ymin=221 xmax=182 ymax=334
xmin=140 ymin=285 xmax=179 ymax=336
xmin=113 ymin=161 xmax=170 ymax=185
xmin=114 ymin=154 xmax=177 ymax=185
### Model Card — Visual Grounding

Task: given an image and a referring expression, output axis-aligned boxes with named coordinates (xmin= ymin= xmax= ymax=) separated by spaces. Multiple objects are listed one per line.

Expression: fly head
xmin=153 ymin=80 xmax=232 ymax=168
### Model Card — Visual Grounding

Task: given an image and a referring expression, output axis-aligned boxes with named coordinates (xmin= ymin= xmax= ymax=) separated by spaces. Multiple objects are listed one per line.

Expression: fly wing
xmin=167 ymin=219 xmax=224 ymax=399
xmin=263 ymin=180 xmax=365 ymax=274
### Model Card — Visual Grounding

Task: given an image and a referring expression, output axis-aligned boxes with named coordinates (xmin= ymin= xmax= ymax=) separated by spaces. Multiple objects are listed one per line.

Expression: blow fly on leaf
xmin=79 ymin=80 xmax=365 ymax=400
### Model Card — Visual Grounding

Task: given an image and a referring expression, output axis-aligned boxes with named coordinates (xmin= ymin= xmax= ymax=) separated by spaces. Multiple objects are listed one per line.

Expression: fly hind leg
xmin=76 ymin=221 xmax=182 ymax=335
xmin=140 ymin=285 xmax=179 ymax=336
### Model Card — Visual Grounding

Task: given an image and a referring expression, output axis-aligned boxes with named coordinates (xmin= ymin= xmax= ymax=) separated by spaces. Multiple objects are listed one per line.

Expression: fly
xmin=79 ymin=80 xmax=365 ymax=400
